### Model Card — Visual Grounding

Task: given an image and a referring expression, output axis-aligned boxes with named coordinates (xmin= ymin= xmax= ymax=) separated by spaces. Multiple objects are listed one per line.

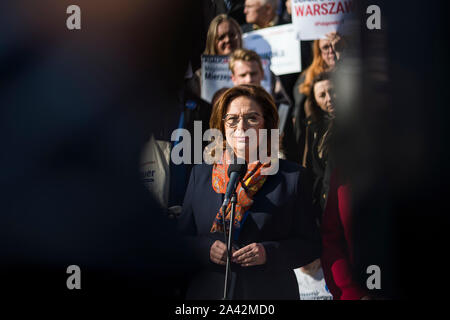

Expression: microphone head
xmin=227 ymin=159 xmax=247 ymax=178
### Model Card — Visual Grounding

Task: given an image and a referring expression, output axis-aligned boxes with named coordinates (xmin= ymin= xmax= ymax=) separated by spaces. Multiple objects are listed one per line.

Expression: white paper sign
xmin=140 ymin=135 xmax=171 ymax=209
xmin=243 ymin=23 xmax=302 ymax=75
xmin=291 ymin=0 xmax=356 ymax=40
xmin=201 ymin=55 xmax=272 ymax=103
xmin=294 ymin=267 xmax=333 ymax=300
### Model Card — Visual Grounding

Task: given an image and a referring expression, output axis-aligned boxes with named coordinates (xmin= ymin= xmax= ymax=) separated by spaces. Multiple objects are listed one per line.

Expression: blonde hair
xmin=204 ymin=14 xmax=242 ymax=55
xmin=228 ymin=48 xmax=263 ymax=75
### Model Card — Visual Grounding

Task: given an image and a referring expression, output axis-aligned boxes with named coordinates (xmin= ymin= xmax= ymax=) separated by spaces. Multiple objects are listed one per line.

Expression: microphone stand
xmin=222 ymin=190 xmax=237 ymax=300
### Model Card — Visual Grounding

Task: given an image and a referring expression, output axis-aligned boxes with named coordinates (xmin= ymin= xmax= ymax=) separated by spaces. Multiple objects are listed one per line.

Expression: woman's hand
xmin=325 ymin=32 xmax=344 ymax=58
xmin=210 ymin=240 xmax=234 ymax=265
xmin=232 ymin=243 xmax=267 ymax=267
xmin=300 ymin=258 xmax=321 ymax=276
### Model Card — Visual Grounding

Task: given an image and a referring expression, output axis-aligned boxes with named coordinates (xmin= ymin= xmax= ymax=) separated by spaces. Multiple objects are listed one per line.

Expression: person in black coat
xmin=178 ymin=85 xmax=321 ymax=299
xmin=303 ymin=72 xmax=336 ymax=213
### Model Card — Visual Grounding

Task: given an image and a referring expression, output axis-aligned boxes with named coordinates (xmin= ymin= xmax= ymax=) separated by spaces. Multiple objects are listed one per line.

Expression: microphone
xmin=221 ymin=160 xmax=246 ymax=300
xmin=222 ymin=160 xmax=247 ymax=208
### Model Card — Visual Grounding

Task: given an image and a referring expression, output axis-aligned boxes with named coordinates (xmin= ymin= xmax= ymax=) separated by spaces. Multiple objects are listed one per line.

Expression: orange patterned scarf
xmin=210 ymin=153 xmax=271 ymax=234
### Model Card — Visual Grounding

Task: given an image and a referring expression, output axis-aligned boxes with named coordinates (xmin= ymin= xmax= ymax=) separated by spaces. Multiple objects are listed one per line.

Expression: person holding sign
xmin=188 ymin=14 xmax=243 ymax=98
xmin=228 ymin=49 xmax=297 ymax=161
xmin=205 ymin=14 xmax=243 ymax=56
xmin=294 ymin=71 xmax=338 ymax=288
xmin=291 ymin=32 xmax=344 ymax=164
xmin=178 ymin=85 xmax=321 ymax=299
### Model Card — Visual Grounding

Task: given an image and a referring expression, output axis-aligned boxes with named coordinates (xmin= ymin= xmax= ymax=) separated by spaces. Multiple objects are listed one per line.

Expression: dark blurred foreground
xmin=337 ymin=0 xmax=450 ymax=299
xmin=0 ymin=0 xmax=202 ymax=296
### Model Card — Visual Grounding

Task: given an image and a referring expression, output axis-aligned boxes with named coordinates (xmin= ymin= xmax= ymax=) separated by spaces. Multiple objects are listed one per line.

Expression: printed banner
xmin=243 ymin=23 xmax=302 ymax=75
xmin=201 ymin=55 xmax=271 ymax=103
xmin=291 ymin=0 xmax=356 ymax=40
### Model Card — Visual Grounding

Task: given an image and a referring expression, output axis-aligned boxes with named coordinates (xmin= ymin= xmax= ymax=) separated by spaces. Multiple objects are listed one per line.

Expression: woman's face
xmin=215 ymin=21 xmax=240 ymax=55
xmin=319 ymin=39 xmax=337 ymax=70
xmin=224 ymin=96 xmax=265 ymax=162
xmin=313 ymin=80 xmax=336 ymax=115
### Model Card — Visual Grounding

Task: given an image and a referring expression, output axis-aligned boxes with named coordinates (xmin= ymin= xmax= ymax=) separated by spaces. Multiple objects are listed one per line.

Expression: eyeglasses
xmin=216 ymin=32 xmax=239 ymax=42
xmin=223 ymin=113 xmax=263 ymax=128
xmin=320 ymin=44 xmax=335 ymax=53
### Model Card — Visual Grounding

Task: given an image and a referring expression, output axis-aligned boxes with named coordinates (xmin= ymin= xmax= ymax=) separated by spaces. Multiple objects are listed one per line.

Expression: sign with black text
xmin=201 ymin=55 xmax=272 ymax=103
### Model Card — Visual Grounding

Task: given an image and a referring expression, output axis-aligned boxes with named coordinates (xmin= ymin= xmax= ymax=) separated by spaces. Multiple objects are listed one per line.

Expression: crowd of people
xmin=153 ymin=0 xmax=370 ymax=300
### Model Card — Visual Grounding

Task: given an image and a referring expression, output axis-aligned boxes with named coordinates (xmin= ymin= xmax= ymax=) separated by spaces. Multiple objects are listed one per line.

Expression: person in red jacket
xmin=321 ymin=170 xmax=370 ymax=300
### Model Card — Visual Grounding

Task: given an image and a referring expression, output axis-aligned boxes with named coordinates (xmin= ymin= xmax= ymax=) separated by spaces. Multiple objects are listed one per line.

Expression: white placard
xmin=140 ymin=135 xmax=171 ymax=209
xmin=294 ymin=267 xmax=333 ymax=300
xmin=291 ymin=0 xmax=356 ymax=40
xmin=243 ymin=23 xmax=302 ymax=75
xmin=201 ymin=55 xmax=272 ymax=103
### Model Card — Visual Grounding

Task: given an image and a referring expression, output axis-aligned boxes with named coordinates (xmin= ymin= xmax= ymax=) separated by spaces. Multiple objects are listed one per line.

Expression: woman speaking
xmin=178 ymin=85 xmax=321 ymax=300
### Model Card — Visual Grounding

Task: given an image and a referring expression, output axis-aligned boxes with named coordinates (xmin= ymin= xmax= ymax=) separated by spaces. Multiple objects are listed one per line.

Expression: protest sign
xmin=243 ymin=23 xmax=302 ymax=75
xmin=201 ymin=55 xmax=271 ymax=103
xmin=291 ymin=0 xmax=356 ymax=40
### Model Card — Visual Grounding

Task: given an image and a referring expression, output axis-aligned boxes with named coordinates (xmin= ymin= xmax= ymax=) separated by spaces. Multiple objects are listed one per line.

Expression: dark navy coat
xmin=178 ymin=159 xmax=321 ymax=299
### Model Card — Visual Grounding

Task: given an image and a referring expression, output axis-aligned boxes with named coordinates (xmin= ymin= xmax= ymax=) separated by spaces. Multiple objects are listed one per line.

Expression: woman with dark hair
xmin=178 ymin=84 xmax=321 ymax=299
xmin=291 ymin=33 xmax=344 ymax=163
xmin=303 ymin=72 xmax=336 ymax=213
